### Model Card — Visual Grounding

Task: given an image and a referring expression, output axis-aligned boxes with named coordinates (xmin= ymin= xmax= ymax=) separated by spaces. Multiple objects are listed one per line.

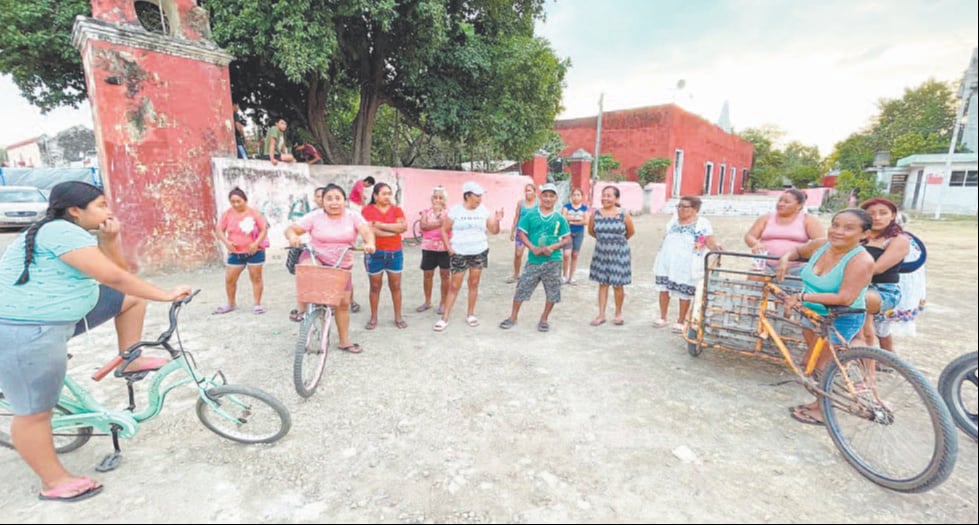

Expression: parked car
xmin=0 ymin=186 xmax=48 ymax=230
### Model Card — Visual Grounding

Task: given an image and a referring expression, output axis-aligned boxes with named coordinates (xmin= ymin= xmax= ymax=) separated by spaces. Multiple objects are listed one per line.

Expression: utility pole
xmin=935 ymin=49 xmax=977 ymax=219
xmin=592 ymin=92 xmax=604 ymax=181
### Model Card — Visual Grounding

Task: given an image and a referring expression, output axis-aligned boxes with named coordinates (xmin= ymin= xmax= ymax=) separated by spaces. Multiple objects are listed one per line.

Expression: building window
xmin=718 ymin=165 xmax=726 ymax=195
xmin=703 ymin=162 xmax=714 ymax=196
xmin=136 ymin=1 xmax=171 ymax=36
xmin=949 ymin=170 xmax=978 ymax=187
xmin=729 ymin=166 xmax=737 ymax=194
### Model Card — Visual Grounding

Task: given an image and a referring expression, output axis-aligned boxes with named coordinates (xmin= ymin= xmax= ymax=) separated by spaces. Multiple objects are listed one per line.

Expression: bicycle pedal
xmin=96 ymin=452 xmax=123 ymax=472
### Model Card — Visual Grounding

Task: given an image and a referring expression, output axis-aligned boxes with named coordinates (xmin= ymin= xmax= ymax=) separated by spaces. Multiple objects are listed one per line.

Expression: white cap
xmin=539 ymin=182 xmax=558 ymax=194
xmin=462 ymin=181 xmax=485 ymax=196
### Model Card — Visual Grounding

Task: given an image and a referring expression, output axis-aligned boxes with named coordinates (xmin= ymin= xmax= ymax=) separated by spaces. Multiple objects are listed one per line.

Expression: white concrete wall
xmin=901 ymin=162 xmax=978 ymax=215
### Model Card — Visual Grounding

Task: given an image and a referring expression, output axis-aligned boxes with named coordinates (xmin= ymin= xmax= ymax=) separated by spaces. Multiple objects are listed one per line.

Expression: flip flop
xmin=365 ymin=319 xmax=377 ymax=330
xmin=213 ymin=304 xmax=236 ymax=315
xmin=590 ymin=318 xmax=606 ymax=327
xmin=671 ymin=323 xmax=684 ymax=333
xmin=652 ymin=318 xmax=668 ymax=328
xmin=416 ymin=303 xmax=432 ymax=313
xmin=394 ymin=319 xmax=408 ymax=329
xmin=613 ymin=317 xmax=625 ymax=326
xmin=289 ymin=309 xmax=304 ymax=322
xmin=789 ymin=405 xmax=824 ymax=426
xmin=505 ymin=275 xmax=518 ymax=284
xmin=537 ymin=321 xmax=550 ymax=332
xmin=499 ymin=318 xmax=515 ymax=329
xmin=433 ymin=319 xmax=448 ymax=332
xmin=38 ymin=477 xmax=103 ymax=503
xmin=253 ymin=305 xmax=266 ymax=315
xmin=466 ymin=315 xmax=480 ymax=327
xmin=339 ymin=344 xmax=362 ymax=354
xmin=350 ymin=302 xmax=361 ymax=313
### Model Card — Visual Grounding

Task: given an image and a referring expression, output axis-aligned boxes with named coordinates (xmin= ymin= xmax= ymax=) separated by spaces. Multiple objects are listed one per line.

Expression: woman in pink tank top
xmin=744 ymin=189 xmax=825 ymax=272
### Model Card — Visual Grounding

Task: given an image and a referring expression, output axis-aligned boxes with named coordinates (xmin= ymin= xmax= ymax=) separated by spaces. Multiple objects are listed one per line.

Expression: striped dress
xmin=589 ymin=209 xmax=632 ymax=286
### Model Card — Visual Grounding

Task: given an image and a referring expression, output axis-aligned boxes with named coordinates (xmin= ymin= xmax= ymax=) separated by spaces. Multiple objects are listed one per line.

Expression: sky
xmin=537 ymin=0 xmax=978 ymax=154
xmin=3 ymin=0 xmax=977 ymax=156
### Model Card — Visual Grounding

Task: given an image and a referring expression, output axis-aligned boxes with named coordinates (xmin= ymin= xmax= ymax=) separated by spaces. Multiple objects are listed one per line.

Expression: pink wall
xmin=396 ymin=168 xmax=533 ymax=232
xmin=648 ymin=183 xmax=668 ymax=213
xmin=591 ymin=181 xmax=644 ymax=214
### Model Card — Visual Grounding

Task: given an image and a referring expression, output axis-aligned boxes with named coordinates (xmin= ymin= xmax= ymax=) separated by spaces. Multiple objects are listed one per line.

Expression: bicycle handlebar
xmin=91 ymin=289 xmax=202 ymax=381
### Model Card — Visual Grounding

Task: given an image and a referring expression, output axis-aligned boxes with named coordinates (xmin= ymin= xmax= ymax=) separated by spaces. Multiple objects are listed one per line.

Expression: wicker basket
xmin=296 ymin=264 xmax=351 ymax=306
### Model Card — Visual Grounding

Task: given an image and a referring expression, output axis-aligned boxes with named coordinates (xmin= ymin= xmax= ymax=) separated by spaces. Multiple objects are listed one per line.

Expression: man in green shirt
xmin=265 ymin=118 xmax=295 ymax=166
xmin=499 ymin=183 xmax=570 ymax=332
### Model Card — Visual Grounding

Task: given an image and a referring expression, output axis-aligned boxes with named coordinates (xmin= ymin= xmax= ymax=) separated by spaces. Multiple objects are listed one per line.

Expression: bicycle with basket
xmin=292 ymin=245 xmax=353 ymax=397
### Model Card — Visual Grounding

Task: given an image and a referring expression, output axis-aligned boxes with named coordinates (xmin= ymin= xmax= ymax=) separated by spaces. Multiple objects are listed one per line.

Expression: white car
xmin=0 ymin=186 xmax=48 ymax=230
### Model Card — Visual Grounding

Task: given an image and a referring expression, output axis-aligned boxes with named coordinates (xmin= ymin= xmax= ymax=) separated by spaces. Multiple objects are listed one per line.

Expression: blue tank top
xmin=799 ymin=243 xmax=867 ymax=316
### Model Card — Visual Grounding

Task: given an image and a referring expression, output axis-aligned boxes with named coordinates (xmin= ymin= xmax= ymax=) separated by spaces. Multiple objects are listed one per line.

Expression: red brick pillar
xmin=520 ymin=152 xmax=548 ymax=187
xmin=73 ymin=0 xmax=234 ymax=271
xmin=567 ymin=149 xmax=593 ymax=202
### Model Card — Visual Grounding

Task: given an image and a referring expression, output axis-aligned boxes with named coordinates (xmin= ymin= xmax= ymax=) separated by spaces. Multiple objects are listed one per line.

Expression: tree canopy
xmin=738 ymin=126 xmax=822 ymax=190
xmin=0 ymin=0 xmax=568 ymax=167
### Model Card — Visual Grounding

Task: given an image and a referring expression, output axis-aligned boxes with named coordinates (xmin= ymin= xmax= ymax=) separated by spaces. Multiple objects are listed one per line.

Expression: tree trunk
xmin=306 ymin=76 xmax=349 ymax=165
xmin=351 ymin=85 xmax=382 ymax=165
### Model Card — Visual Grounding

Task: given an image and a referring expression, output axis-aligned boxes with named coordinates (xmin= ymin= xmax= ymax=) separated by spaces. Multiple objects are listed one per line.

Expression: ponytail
xmin=14 ymin=214 xmax=60 ymax=285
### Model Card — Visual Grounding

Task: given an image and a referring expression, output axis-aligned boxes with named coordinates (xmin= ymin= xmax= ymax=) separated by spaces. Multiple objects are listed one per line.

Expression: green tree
xmin=0 ymin=0 xmax=567 ymax=166
xmin=782 ymin=141 xmax=822 ymax=188
xmin=739 ymin=125 xmax=786 ymax=190
xmin=596 ymin=153 xmax=621 ymax=180
xmin=637 ymin=157 xmax=671 ymax=185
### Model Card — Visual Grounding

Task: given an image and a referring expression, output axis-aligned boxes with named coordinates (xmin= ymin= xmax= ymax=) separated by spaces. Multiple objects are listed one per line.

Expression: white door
xmin=703 ymin=162 xmax=714 ymax=195
xmin=672 ymin=149 xmax=685 ymax=198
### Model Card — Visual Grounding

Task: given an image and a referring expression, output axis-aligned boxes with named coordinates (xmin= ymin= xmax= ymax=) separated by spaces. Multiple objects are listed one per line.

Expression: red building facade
xmin=555 ymin=104 xmax=754 ymax=198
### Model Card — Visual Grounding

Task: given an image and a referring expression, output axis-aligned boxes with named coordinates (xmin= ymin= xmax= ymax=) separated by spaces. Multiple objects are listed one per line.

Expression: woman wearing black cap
xmin=0 ymin=181 xmax=191 ymax=502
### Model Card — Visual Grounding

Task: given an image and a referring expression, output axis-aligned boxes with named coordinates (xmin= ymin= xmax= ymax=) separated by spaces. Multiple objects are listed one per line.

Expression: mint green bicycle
xmin=0 ymin=291 xmax=291 ymax=472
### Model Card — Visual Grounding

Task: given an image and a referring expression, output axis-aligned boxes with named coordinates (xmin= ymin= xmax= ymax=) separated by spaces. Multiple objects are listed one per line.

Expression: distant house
xmin=555 ymin=104 xmax=754 ymax=198
xmin=4 ymin=137 xmax=43 ymax=168
xmin=879 ymin=153 xmax=978 ymax=214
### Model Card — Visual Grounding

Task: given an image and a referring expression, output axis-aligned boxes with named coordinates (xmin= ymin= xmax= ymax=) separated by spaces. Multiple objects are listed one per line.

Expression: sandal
xmin=213 ymin=304 xmax=236 ymax=315
xmin=505 ymin=275 xmax=518 ymax=284
xmin=38 ymin=477 xmax=103 ymax=503
xmin=339 ymin=343 xmax=363 ymax=354
xmin=652 ymin=318 xmax=668 ymax=328
xmin=466 ymin=315 xmax=480 ymax=327
xmin=789 ymin=405 xmax=824 ymax=426
xmin=394 ymin=319 xmax=408 ymax=329
xmin=289 ymin=309 xmax=304 ymax=322
xmin=499 ymin=318 xmax=515 ymax=330
xmin=590 ymin=318 xmax=606 ymax=327
xmin=350 ymin=302 xmax=361 ymax=313
xmin=671 ymin=323 xmax=685 ymax=333
xmin=253 ymin=305 xmax=266 ymax=315
xmin=365 ymin=319 xmax=378 ymax=330
xmin=416 ymin=303 xmax=432 ymax=313
xmin=433 ymin=319 xmax=448 ymax=332
xmin=613 ymin=317 xmax=625 ymax=326
xmin=537 ymin=321 xmax=550 ymax=332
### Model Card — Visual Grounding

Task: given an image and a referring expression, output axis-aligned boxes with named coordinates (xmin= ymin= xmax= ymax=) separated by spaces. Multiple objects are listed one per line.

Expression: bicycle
xmin=293 ymin=245 xmax=352 ymax=397
xmin=0 ymin=291 xmax=291 ymax=472
xmin=938 ymin=351 xmax=978 ymax=441
xmin=687 ymin=265 xmax=958 ymax=493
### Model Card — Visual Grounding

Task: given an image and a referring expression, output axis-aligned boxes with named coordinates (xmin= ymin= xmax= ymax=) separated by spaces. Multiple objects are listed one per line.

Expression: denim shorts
xmin=0 ymin=320 xmax=74 ymax=415
xmin=228 ymin=250 xmax=266 ymax=266
xmin=802 ymin=312 xmax=866 ymax=345
xmin=870 ymin=283 xmax=901 ymax=312
xmin=563 ymin=230 xmax=585 ymax=252
xmin=364 ymin=249 xmax=404 ymax=275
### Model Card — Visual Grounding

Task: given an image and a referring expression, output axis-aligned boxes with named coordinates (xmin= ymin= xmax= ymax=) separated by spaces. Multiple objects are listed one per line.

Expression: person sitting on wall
xmin=233 ymin=103 xmax=248 ymax=160
xmin=294 ymin=142 xmax=323 ymax=165
xmin=265 ymin=118 xmax=295 ymax=166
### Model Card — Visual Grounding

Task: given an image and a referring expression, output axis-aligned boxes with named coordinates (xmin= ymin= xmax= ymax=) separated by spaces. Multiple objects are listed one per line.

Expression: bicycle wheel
xmin=196 ymin=385 xmax=291 ymax=444
xmin=938 ymin=351 xmax=978 ymax=441
xmin=412 ymin=219 xmax=422 ymax=245
xmin=293 ymin=306 xmax=332 ymax=398
xmin=819 ymin=346 xmax=957 ymax=493
xmin=0 ymin=399 xmax=92 ymax=454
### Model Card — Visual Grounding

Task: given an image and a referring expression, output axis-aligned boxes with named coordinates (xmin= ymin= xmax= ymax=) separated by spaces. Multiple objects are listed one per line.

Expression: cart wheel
xmin=687 ymin=326 xmax=703 ymax=357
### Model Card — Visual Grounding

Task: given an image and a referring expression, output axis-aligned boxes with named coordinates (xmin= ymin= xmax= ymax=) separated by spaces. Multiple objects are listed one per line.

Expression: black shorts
xmin=73 ymin=285 xmax=125 ymax=337
xmin=420 ymin=250 xmax=450 ymax=271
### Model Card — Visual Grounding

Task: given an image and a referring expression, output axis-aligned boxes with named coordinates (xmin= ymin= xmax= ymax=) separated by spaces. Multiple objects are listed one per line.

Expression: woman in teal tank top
xmin=775 ymin=208 xmax=875 ymax=426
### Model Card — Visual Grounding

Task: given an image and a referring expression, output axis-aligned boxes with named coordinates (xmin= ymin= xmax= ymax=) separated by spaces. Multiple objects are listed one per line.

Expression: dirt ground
xmin=1 ymin=212 xmax=976 ymax=523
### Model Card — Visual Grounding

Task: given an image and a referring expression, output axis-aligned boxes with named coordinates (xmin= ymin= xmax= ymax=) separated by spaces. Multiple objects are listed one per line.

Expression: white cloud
xmin=1 ymin=75 xmax=93 ymax=148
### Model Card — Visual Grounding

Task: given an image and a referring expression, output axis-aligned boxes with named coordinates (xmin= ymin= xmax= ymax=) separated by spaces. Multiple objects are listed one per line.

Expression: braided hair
xmin=15 ymin=181 xmax=103 ymax=285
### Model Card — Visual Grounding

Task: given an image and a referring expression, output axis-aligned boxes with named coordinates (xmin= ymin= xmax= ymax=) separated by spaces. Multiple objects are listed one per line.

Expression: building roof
xmin=5 ymin=137 xmax=41 ymax=150
xmin=896 ymin=153 xmax=978 ymax=167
